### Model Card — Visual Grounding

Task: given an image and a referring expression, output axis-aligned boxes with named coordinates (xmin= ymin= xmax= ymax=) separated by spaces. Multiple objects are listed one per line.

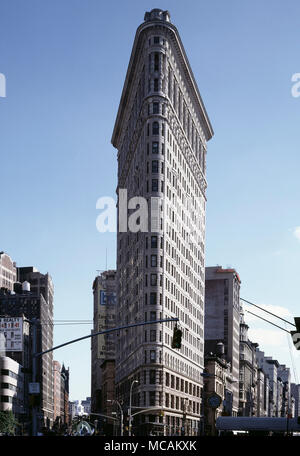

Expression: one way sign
xmin=291 ymin=317 xmax=300 ymax=350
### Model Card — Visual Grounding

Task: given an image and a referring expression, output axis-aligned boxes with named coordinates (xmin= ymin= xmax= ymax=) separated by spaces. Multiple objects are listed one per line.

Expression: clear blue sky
xmin=1 ymin=0 xmax=300 ymax=400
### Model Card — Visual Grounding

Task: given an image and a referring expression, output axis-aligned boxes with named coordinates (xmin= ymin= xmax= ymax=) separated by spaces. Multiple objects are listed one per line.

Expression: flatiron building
xmin=111 ymin=9 xmax=213 ymax=435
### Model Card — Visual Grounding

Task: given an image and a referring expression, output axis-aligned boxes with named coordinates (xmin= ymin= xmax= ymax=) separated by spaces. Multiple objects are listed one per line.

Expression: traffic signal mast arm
xmin=33 ymin=317 xmax=179 ymax=358
xmin=245 ymin=310 xmax=291 ymax=334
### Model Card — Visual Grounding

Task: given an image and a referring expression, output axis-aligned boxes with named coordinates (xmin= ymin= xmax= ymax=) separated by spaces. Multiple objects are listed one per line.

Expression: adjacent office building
xmin=291 ymin=383 xmax=300 ymax=418
xmin=53 ymin=360 xmax=62 ymax=422
xmin=277 ymin=364 xmax=291 ymax=417
xmin=0 ymin=252 xmax=17 ymax=291
xmin=91 ymin=270 xmax=116 ymax=414
xmin=203 ymin=343 xmax=230 ymax=435
xmin=256 ymin=350 xmax=279 ymax=417
xmin=0 ymin=269 xmax=54 ymax=430
xmin=239 ymin=307 xmax=258 ymax=416
xmin=60 ymin=364 xmax=70 ymax=426
xmin=0 ymin=315 xmax=31 ymax=432
xmin=112 ymin=9 xmax=213 ymax=435
xmin=204 ymin=266 xmax=241 ymax=416
xmin=81 ymin=396 xmax=91 ymax=415
xmin=0 ymin=356 xmax=25 ymax=423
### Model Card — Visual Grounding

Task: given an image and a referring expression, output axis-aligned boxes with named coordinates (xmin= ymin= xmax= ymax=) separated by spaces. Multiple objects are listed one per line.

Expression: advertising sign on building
xmin=100 ymin=290 xmax=116 ymax=306
xmin=0 ymin=317 xmax=23 ymax=351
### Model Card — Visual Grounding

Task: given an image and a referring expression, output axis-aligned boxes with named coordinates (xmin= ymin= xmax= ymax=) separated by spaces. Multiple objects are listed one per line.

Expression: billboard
xmin=100 ymin=291 xmax=116 ymax=306
xmin=0 ymin=317 xmax=23 ymax=351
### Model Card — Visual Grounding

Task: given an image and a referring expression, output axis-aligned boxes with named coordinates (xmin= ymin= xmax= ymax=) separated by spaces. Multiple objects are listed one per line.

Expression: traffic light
xmin=171 ymin=325 xmax=182 ymax=349
xmin=291 ymin=317 xmax=300 ymax=350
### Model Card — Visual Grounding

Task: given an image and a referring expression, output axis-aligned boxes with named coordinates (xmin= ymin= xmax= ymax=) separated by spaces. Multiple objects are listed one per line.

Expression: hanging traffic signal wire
xmin=241 ymin=297 xmax=300 ymax=350
xmin=244 ymin=310 xmax=300 ymax=351
xmin=244 ymin=309 xmax=291 ymax=334
xmin=241 ymin=298 xmax=296 ymax=328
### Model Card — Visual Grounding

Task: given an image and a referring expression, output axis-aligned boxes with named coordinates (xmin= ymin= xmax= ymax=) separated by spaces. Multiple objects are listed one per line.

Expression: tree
xmin=0 ymin=411 xmax=18 ymax=435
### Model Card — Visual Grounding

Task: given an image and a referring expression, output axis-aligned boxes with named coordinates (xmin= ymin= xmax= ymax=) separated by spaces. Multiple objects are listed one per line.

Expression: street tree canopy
xmin=0 ymin=411 xmax=17 ymax=435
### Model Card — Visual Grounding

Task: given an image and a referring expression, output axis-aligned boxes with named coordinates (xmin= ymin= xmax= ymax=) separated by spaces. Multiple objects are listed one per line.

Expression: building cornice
xmin=111 ymin=18 xmax=213 ymax=149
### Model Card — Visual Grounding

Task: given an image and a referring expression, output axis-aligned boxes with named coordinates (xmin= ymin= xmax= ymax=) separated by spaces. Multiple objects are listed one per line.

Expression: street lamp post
xmin=108 ymin=399 xmax=124 ymax=436
xmin=129 ymin=380 xmax=138 ymax=436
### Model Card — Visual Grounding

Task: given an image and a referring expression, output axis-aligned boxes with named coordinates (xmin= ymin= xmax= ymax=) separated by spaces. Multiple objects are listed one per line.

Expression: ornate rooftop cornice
xmin=112 ymin=11 xmax=213 ymax=149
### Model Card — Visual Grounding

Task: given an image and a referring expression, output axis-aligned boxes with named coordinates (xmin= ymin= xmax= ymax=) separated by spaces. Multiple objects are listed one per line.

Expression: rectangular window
xmin=151 ymin=236 xmax=158 ymax=248
xmin=150 ymin=330 xmax=156 ymax=342
xmin=159 ymin=392 xmax=162 ymax=407
xmin=171 ymin=395 xmax=174 ymax=408
xmin=150 ymin=310 xmax=156 ymax=320
xmin=153 ymin=102 xmax=159 ymax=114
xmin=149 ymin=391 xmax=156 ymax=406
xmin=166 ymin=372 xmax=169 ymax=386
xmin=151 ymin=255 xmax=157 ymax=267
xmin=149 ymin=370 xmax=156 ymax=384
xmin=154 ymin=36 xmax=160 ymax=44
xmin=165 ymin=393 xmax=169 ymax=407
xmin=154 ymin=54 xmax=159 ymax=71
xmin=152 ymin=160 xmax=159 ymax=173
xmin=152 ymin=179 xmax=158 ymax=192
xmin=154 ymin=79 xmax=159 ymax=92
xmin=150 ymin=350 xmax=156 ymax=363
xmin=151 ymin=274 xmax=157 ymax=286
xmin=152 ymin=142 xmax=159 ymax=154
xmin=150 ymin=293 xmax=156 ymax=306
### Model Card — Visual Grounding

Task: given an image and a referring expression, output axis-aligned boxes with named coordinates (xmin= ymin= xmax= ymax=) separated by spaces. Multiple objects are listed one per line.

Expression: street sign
xmin=29 ymin=382 xmax=40 ymax=394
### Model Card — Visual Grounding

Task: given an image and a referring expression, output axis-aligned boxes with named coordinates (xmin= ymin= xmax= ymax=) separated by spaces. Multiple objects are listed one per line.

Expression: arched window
xmin=152 ymin=121 xmax=159 ymax=135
